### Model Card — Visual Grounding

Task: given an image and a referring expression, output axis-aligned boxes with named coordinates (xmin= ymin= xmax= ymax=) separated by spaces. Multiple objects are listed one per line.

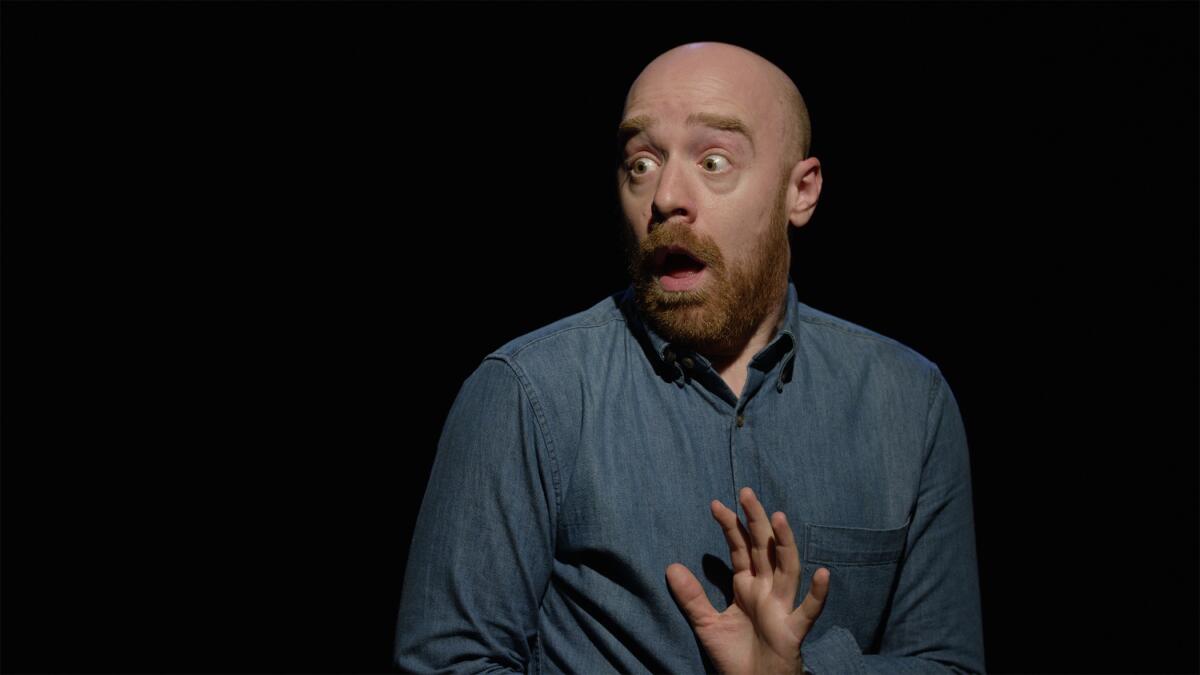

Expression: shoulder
xmin=790 ymin=300 xmax=943 ymax=390
xmin=446 ymin=291 xmax=629 ymax=463
xmin=485 ymin=289 xmax=628 ymax=360
xmin=466 ymin=289 xmax=630 ymax=390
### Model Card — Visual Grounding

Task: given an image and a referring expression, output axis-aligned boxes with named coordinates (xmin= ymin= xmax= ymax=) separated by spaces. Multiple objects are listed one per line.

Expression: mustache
xmin=636 ymin=223 xmax=723 ymax=270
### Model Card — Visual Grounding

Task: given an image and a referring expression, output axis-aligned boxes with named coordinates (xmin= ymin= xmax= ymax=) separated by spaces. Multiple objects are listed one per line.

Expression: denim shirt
xmin=394 ymin=277 xmax=984 ymax=674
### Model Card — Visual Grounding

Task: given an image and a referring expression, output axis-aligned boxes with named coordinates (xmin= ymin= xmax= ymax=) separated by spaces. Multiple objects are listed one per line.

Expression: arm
xmin=393 ymin=357 xmax=558 ymax=673
xmin=800 ymin=366 xmax=986 ymax=674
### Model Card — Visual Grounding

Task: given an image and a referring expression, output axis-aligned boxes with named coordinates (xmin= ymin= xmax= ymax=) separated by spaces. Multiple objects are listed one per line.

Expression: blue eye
xmin=701 ymin=154 xmax=730 ymax=172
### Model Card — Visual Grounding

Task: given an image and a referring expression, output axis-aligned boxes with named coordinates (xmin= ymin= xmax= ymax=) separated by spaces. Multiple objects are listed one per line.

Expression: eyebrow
xmin=616 ymin=112 xmax=755 ymax=150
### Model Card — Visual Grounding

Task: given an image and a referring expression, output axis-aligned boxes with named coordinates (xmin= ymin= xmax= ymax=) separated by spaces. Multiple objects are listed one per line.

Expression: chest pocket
xmin=801 ymin=515 xmax=912 ymax=652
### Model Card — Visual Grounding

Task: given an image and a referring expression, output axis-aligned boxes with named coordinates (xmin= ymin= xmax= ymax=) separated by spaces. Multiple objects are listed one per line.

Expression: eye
xmin=629 ymin=157 xmax=660 ymax=177
xmin=701 ymin=154 xmax=730 ymax=173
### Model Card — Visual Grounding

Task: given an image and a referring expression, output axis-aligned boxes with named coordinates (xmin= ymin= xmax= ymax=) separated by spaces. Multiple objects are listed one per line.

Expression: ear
xmin=785 ymin=157 xmax=823 ymax=228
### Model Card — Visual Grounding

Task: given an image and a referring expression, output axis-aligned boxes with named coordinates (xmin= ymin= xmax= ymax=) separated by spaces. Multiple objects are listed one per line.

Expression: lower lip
xmin=658 ymin=267 xmax=707 ymax=292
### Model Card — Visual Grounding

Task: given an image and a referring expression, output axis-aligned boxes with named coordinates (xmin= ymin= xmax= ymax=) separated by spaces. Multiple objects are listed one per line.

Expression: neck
xmin=697 ymin=282 xmax=788 ymax=383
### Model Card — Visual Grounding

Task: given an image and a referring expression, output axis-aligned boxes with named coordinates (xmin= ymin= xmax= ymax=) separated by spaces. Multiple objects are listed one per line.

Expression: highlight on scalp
xmin=781 ymin=80 xmax=812 ymax=164
xmin=767 ymin=64 xmax=811 ymax=174
xmin=631 ymin=41 xmax=813 ymax=171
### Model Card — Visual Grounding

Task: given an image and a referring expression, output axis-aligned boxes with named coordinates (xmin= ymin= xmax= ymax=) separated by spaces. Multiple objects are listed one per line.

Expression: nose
xmin=649 ymin=157 xmax=695 ymax=234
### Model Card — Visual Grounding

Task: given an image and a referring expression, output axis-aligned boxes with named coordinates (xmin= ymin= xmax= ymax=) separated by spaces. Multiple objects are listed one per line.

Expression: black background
xmin=2 ymin=2 xmax=1197 ymax=673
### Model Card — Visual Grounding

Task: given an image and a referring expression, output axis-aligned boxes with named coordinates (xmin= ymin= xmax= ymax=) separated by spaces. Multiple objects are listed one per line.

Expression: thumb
xmin=665 ymin=563 xmax=718 ymax=628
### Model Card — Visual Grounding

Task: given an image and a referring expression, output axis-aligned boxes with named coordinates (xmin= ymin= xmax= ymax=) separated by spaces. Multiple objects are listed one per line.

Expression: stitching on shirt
xmin=918 ymin=364 xmax=943 ymax=483
xmin=504 ymin=315 xmax=627 ymax=359
xmin=481 ymin=355 xmax=564 ymax=541
xmin=793 ymin=313 xmax=922 ymax=355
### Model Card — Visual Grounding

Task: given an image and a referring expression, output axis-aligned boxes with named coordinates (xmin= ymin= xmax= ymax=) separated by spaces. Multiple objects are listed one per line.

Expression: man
xmin=394 ymin=42 xmax=984 ymax=674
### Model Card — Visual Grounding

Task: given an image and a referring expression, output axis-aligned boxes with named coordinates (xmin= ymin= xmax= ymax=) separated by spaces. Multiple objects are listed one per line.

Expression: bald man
xmin=394 ymin=43 xmax=984 ymax=674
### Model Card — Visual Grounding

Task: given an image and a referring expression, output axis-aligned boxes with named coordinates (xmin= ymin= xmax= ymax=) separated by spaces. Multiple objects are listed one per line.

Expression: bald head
xmin=624 ymin=42 xmax=811 ymax=170
xmin=616 ymin=42 xmax=824 ymax=357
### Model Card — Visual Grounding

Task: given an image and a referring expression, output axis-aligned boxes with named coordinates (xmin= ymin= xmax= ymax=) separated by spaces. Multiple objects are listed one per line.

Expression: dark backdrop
xmin=3 ymin=2 xmax=1196 ymax=673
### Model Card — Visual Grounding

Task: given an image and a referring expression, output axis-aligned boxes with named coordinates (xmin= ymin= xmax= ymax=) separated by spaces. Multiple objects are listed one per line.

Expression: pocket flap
xmin=805 ymin=516 xmax=912 ymax=566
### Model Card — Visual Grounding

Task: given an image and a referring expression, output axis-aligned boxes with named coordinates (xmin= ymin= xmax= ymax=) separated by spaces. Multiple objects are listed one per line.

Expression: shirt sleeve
xmin=800 ymin=365 xmax=986 ymax=674
xmin=394 ymin=356 xmax=559 ymax=673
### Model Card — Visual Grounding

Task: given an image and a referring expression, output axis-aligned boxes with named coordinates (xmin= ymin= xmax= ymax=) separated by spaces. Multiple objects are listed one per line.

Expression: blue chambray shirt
xmin=394 ymin=276 xmax=984 ymax=674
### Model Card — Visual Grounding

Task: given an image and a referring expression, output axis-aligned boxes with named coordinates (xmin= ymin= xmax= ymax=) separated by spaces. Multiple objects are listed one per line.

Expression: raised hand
xmin=666 ymin=487 xmax=830 ymax=675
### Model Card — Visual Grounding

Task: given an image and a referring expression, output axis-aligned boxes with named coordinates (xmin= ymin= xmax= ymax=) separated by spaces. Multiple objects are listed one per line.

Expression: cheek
xmin=619 ymin=194 xmax=650 ymax=231
xmin=617 ymin=201 xmax=646 ymax=248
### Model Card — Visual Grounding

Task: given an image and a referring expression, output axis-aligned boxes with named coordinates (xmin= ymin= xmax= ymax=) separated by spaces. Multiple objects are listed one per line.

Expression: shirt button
xmin=681 ymin=356 xmax=695 ymax=369
xmin=664 ymin=349 xmax=676 ymax=364
xmin=736 ymin=414 xmax=745 ymax=427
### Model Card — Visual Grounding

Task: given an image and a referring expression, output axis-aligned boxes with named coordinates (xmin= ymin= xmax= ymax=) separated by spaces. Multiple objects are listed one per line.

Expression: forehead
xmin=621 ymin=63 xmax=781 ymax=141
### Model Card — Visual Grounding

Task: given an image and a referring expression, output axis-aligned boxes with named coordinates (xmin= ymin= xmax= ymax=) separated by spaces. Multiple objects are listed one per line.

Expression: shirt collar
xmin=620 ymin=275 xmax=799 ymax=390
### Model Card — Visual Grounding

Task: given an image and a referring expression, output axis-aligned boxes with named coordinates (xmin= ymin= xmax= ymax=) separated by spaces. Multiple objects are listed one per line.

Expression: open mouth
xmin=653 ymin=245 xmax=707 ymax=278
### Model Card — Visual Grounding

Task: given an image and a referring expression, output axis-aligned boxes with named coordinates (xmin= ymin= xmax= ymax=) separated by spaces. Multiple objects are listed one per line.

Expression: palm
xmin=666 ymin=488 xmax=830 ymax=675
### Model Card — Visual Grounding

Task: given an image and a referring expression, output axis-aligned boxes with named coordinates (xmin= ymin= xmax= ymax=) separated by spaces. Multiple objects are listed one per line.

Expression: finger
xmin=710 ymin=499 xmax=752 ymax=574
xmin=739 ymin=487 xmax=774 ymax=576
xmin=789 ymin=567 xmax=831 ymax=637
xmin=770 ymin=511 xmax=801 ymax=602
xmin=665 ymin=563 xmax=719 ymax=628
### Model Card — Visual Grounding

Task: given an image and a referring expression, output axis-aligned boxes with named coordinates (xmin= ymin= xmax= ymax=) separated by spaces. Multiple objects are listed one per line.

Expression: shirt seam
xmin=502 ymin=315 xmax=627 ymax=360
xmin=919 ymin=363 xmax=944 ymax=487
xmin=481 ymin=353 xmax=565 ymax=537
xmin=794 ymin=313 xmax=925 ymax=357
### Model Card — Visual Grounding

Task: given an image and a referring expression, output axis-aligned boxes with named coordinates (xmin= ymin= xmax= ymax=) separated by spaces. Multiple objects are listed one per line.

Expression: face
xmin=617 ymin=45 xmax=798 ymax=356
xmin=621 ymin=176 xmax=791 ymax=355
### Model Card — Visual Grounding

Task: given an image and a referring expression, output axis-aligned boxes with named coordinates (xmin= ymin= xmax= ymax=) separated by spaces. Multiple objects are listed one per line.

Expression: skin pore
xmin=617 ymin=42 xmax=822 ymax=400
